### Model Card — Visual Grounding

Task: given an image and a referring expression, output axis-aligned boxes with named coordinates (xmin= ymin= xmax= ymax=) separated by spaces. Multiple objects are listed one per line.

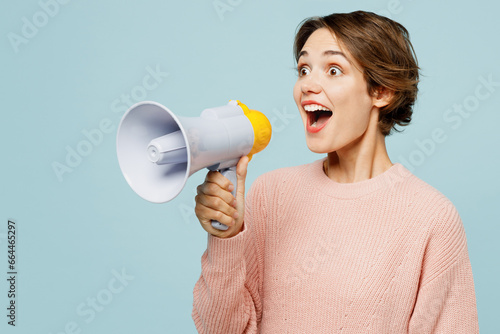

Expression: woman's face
xmin=293 ymin=28 xmax=383 ymax=154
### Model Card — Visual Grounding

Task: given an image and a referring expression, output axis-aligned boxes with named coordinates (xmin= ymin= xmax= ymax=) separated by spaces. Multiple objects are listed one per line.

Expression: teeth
xmin=304 ymin=104 xmax=331 ymax=112
xmin=311 ymin=121 xmax=317 ymax=127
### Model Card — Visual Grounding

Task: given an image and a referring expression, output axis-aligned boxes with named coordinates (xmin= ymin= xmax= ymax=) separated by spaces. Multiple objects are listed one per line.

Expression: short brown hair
xmin=294 ymin=11 xmax=419 ymax=136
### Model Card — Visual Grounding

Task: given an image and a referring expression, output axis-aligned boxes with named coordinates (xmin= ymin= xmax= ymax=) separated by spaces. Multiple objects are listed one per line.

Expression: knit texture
xmin=192 ymin=158 xmax=479 ymax=333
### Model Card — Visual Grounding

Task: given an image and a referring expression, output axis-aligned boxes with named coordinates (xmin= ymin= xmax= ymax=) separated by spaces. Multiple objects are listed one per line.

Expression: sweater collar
xmin=308 ymin=158 xmax=412 ymax=199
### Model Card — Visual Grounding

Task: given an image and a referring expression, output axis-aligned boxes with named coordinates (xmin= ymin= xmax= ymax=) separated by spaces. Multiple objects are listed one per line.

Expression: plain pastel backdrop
xmin=1 ymin=0 xmax=498 ymax=333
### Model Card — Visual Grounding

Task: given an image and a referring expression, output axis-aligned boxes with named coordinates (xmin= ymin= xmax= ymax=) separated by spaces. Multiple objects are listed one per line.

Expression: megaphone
xmin=116 ymin=100 xmax=272 ymax=230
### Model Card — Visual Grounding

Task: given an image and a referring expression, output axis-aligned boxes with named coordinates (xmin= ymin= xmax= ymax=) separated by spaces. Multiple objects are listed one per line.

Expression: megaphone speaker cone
xmin=116 ymin=101 xmax=191 ymax=203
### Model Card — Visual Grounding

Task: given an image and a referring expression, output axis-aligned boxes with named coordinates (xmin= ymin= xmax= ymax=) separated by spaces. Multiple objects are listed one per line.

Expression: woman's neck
xmin=324 ymin=109 xmax=393 ymax=183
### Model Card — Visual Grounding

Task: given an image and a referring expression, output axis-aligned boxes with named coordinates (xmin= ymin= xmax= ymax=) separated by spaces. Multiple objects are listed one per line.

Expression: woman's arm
xmin=192 ymin=225 xmax=262 ymax=333
xmin=408 ymin=202 xmax=479 ymax=333
xmin=192 ymin=174 xmax=266 ymax=333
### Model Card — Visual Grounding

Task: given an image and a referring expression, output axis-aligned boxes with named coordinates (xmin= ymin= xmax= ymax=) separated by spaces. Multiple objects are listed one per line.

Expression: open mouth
xmin=305 ymin=104 xmax=333 ymax=131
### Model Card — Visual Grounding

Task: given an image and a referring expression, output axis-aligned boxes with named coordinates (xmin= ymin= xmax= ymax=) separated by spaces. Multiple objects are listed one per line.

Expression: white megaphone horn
xmin=116 ymin=100 xmax=272 ymax=230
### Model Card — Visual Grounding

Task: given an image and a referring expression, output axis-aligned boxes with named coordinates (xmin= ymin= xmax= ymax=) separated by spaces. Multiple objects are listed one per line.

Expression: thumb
xmin=235 ymin=155 xmax=249 ymax=214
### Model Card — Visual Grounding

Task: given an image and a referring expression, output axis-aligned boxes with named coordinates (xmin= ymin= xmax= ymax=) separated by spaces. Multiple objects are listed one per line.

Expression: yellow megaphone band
xmin=237 ymin=101 xmax=272 ymax=161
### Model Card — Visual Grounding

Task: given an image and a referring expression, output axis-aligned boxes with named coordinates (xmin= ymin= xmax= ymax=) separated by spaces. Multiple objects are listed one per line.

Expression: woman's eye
xmin=298 ymin=67 xmax=310 ymax=76
xmin=328 ymin=66 xmax=342 ymax=76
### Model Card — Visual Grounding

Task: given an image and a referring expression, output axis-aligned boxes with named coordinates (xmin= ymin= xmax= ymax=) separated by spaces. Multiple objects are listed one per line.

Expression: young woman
xmin=192 ymin=11 xmax=479 ymax=333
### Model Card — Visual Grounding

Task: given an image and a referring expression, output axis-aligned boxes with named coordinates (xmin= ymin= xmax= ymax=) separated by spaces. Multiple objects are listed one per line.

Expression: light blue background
xmin=1 ymin=0 xmax=498 ymax=333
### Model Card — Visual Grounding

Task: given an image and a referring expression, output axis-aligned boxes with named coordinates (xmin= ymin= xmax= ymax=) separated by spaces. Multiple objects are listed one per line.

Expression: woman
xmin=192 ymin=11 xmax=479 ymax=333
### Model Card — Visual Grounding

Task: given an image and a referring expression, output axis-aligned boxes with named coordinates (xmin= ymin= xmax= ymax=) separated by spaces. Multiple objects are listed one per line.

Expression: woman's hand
xmin=195 ymin=156 xmax=249 ymax=238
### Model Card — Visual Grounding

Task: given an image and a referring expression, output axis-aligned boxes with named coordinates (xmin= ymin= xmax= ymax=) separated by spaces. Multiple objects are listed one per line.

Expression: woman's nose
xmin=301 ymin=76 xmax=322 ymax=94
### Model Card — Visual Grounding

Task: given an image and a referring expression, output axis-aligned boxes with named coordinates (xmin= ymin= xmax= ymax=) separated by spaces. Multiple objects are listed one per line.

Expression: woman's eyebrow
xmin=323 ymin=50 xmax=347 ymax=59
xmin=298 ymin=50 xmax=348 ymax=60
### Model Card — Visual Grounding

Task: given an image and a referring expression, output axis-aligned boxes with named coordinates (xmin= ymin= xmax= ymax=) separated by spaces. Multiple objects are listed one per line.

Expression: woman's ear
xmin=372 ymin=87 xmax=394 ymax=109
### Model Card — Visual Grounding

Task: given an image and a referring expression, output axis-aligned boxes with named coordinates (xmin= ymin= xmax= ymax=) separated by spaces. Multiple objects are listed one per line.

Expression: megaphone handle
xmin=211 ymin=166 xmax=238 ymax=231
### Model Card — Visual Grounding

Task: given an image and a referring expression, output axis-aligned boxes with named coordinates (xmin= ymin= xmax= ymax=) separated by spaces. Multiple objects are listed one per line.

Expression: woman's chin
xmin=306 ymin=141 xmax=334 ymax=154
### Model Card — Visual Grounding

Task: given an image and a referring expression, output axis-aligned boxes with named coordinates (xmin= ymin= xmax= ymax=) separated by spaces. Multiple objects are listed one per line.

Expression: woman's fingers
xmin=194 ymin=201 xmax=236 ymax=228
xmin=205 ymin=170 xmax=235 ymax=192
xmin=235 ymin=156 xmax=249 ymax=209
xmin=195 ymin=170 xmax=238 ymax=235
xmin=195 ymin=193 xmax=238 ymax=223
xmin=197 ymin=172 xmax=237 ymax=206
xmin=195 ymin=157 xmax=250 ymax=238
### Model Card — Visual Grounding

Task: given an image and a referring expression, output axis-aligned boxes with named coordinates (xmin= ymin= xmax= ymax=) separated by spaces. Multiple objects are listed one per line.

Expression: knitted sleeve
xmin=192 ymin=176 xmax=266 ymax=334
xmin=408 ymin=201 xmax=479 ymax=333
